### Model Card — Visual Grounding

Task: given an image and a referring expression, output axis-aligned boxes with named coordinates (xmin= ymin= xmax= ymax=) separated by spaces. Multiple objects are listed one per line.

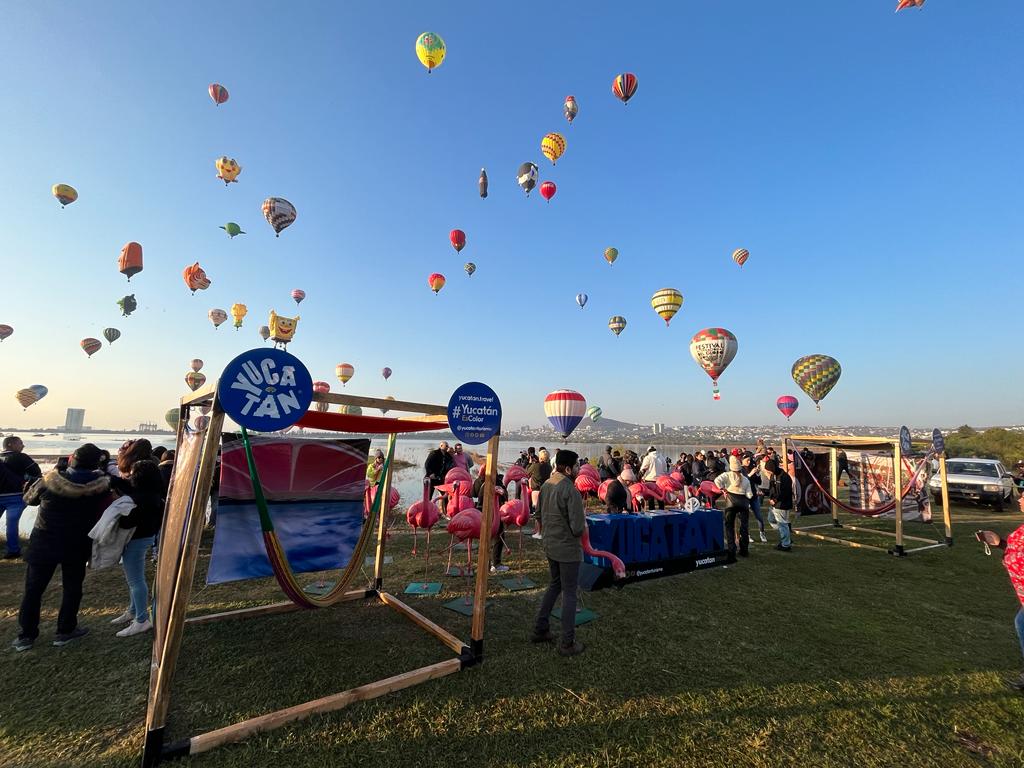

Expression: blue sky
xmin=1 ymin=1 xmax=1021 ymax=431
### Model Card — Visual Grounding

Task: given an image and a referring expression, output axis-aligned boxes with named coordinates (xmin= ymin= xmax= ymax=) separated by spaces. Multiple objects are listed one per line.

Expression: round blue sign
xmin=448 ymin=382 xmax=502 ymax=445
xmin=218 ymin=348 xmax=313 ymax=432
xmin=899 ymin=426 xmax=912 ymax=455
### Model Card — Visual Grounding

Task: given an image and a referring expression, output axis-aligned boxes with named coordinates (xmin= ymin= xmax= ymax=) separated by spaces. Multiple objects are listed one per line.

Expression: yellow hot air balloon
xmin=335 ymin=363 xmax=354 ymax=386
xmin=415 ymin=32 xmax=446 ymax=72
xmin=52 ymin=184 xmax=78 ymax=208
xmin=608 ymin=316 xmax=627 ymax=337
xmin=651 ymin=288 xmax=683 ymax=326
xmin=604 ymin=247 xmax=619 ymax=265
xmin=215 ymin=157 xmax=241 ymax=185
xmin=540 ymin=133 xmax=566 ymax=165
xmin=231 ymin=303 xmax=247 ymax=330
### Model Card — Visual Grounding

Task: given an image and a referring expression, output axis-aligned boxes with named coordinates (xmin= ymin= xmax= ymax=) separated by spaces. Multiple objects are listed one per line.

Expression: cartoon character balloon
xmin=220 ymin=222 xmax=245 ymax=238
xmin=268 ymin=310 xmax=299 ymax=347
xmin=208 ymin=83 xmax=229 ymax=105
xmin=564 ymin=95 xmax=578 ymax=124
xmin=540 ymin=133 xmax=566 ymax=165
xmin=450 ymin=229 xmax=466 ymax=253
xmin=576 ymin=293 xmax=587 ymax=309
xmin=464 ymin=262 xmax=476 ymax=277
xmin=215 ymin=156 xmax=241 ymax=185
xmin=262 ymin=197 xmax=297 ymax=237
xmin=479 ymin=168 xmax=488 ymax=198
xmin=415 ymin=32 xmax=446 ymax=72
xmin=732 ymin=248 xmax=749 ymax=268
xmin=612 ymin=73 xmax=638 ymax=104
xmin=103 ymin=328 xmax=120 ymax=344
xmin=544 ymin=389 xmax=587 ymax=441
xmin=651 ymin=289 xmax=683 ymax=326
xmin=689 ymin=327 xmax=738 ymax=400
xmin=428 ymin=273 xmax=446 ymax=294
xmin=776 ymin=396 xmax=799 ymax=421
xmin=0 ymin=325 xmax=12 ymax=341
xmin=336 ymin=363 xmax=354 ymax=386
xmin=230 ymin=303 xmax=247 ymax=330
xmin=208 ymin=308 xmax=228 ymax=329
xmin=586 ymin=405 xmax=602 ymax=422
xmin=258 ymin=325 xmax=270 ymax=341
xmin=52 ymin=184 xmax=78 ymax=208
xmin=117 ymin=295 xmax=137 ymax=317
xmin=119 ymin=242 xmax=143 ymax=281
xmin=604 ymin=247 xmax=618 ymax=265
xmin=80 ymin=338 xmax=102 ymax=358
xmin=791 ymin=354 xmax=842 ymax=410
xmin=540 ymin=181 xmax=556 ymax=202
xmin=517 ymin=162 xmax=538 ymax=196
xmin=608 ymin=316 xmax=627 ymax=337
xmin=185 ymin=371 xmax=207 ymax=392
xmin=381 ymin=367 xmax=392 ymax=380
xmin=291 ymin=289 xmax=305 ymax=304
xmin=183 ymin=263 xmax=211 ymax=293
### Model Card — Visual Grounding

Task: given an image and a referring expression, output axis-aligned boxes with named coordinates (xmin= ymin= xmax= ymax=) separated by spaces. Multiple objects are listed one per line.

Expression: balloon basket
xmin=550 ymin=606 xmax=599 ymax=626
xmin=499 ymin=577 xmax=535 ymax=592
xmin=404 ymin=581 xmax=443 ymax=596
xmin=303 ymin=580 xmax=336 ymax=596
xmin=442 ymin=596 xmax=486 ymax=616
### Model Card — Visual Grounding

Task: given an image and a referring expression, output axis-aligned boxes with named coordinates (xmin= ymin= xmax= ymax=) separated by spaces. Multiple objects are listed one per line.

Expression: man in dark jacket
xmin=766 ymin=459 xmax=794 ymax=552
xmin=13 ymin=444 xmax=112 ymax=651
xmin=0 ymin=436 xmax=42 ymax=559
xmin=691 ymin=451 xmax=707 ymax=486
xmin=424 ymin=441 xmax=454 ymax=514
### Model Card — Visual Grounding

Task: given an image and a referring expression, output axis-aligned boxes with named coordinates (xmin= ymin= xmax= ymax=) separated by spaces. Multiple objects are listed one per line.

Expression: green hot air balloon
xmin=103 ymin=328 xmax=121 ymax=344
xmin=220 ymin=222 xmax=245 ymax=238
xmin=165 ymin=408 xmax=180 ymax=430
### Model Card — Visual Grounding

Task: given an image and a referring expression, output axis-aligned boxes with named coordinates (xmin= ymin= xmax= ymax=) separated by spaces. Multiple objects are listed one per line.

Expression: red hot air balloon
xmin=291 ymin=289 xmax=306 ymax=304
xmin=428 ymin=273 xmax=446 ymax=294
xmin=313 ymin=380 xmax=331 ymax=412
xmin=612 ymin=73 xmax=638 ymax=104
xmin=80 ymin=338 xmax=102 ymax=357
xmin=540 ymin=181 xmax=556 ymax=202
xmin=776 ymin=395 xmax=799 ymax=421
xmin=119 ymin=242 xmax=143 ymax=281
xmin=208 ymin=83 xmax=229 ymax=105
xmin=449 ymin=229 xmax=466 ymax=253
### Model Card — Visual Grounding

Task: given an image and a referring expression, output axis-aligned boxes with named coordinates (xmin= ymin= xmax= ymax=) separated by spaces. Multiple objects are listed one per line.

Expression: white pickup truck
xmin=929 ymin=457 xmax=1017 ymax=511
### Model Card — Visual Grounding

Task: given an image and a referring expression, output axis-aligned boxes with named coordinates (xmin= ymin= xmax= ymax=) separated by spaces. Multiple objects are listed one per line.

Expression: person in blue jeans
xmin=766 ymin=459 xmax=793 ymax=551
xmin=110 ymin=459 xmax=164 ymax=637
xmin=0 ymin=436 xmax=42 ymax=558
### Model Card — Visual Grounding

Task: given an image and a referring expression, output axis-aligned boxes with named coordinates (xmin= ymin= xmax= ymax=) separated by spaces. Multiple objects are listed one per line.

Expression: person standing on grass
xmin=743 ymin=453 xmax=768 ymax=544
xmin=766 ymin=459 xmax=794 ymax=552
xmin=530 ymin=449 xmax=586 ymax=657
xmin=528 ymin=448 xmax=552 ymax=540
xmin=978 ymin=494 xmax=1024 ymax=691
xmin=110 ymin=460 xmax=163 ymax=637
xmin=0 ymin=435 xmax=42 ymax=559
xmin=714 ymin=455 xmax=754 ymax=558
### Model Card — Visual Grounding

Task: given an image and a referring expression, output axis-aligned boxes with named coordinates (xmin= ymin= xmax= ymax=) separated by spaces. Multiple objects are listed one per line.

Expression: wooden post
xmin=470 ymin=434 xmax=500 ymax=660
xmin=939 ymin=453 xmax=953 ymax=545
xmin=892 ymin=439 xmax=904 ymax=556
xmin=373 ymin=433 xmax=398 ymax=590
xmin=829 ymin=446 xmax=840 ymax=528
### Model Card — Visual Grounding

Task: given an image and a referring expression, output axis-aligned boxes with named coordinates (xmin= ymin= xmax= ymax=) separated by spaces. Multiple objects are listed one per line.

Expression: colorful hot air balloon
xmin=450 ymin=229 xmax=466 ymax=253
xmin=586 ymin=405 xmax=602 ymax=422
xmin=464 ymin=262 xmax=476 ymax=277
xmin=339 ymin=404 xmax=363 ymax=416
xmin=776 ymin=396 xmax=799 ymax=421
xmin=190 ymin=359 xmax=204 ymax=372
xmin=194 ymin=415 xmax=211 ymax=432
xmin=208 ymin=83 xmax=229 ymax=105
xmin=381 ymin=367 xmax=392 ymax=380
xmin=576 ymin=293 xmax=587 ymax=309
xmin=313 ymin=380 xmax=331 ymax=413
xmin=119 ymin=242 xmax=143 ymax=281
xmin=540 ymin=133 xmax=566 ymax=165
xmin=517 ymin=162 xmax=538 ymax=196
xmin=117 ymin=295 xmax=137 ymax=317
xmin=165 ymin=408 xmax=180 ymax=430
xmin=335 ymin=363 xmax=354 ymax=386
xmin=732 ymin=248 xmax=749 ymax=268
xmin=52 ymin=184 xmax=78 ymax=208
xmin=185 ymin=371 xmax=207 ymax=392
xmin=896 ymin=0 xmax=925 ymax=11
xmin=479 ymin=168 xmax=488 ymax=198
xmin=689 ymin=328 xmax=738 ymax=400
xmin=651 ymin=288 xmax=683 ymax=326
xmin=258 ymin=325 xmax=270 ymax=341
xmin=208 ymin=308 xmax=228 ymax=328
xmin=80 ymin=338 xmax=102 ymax=358
xmin=612 ymin=73 xmax=638 ymax=104
xmin=608 ymin=316 xmax=627 ymax=337
xmin=103 ymin=328 xmax=120 ymax=344
xmin=604 ymin=247 xmax=619 ymax=265
xmin=0 ymin=325 xmax=14 ymax=341
xmin=380 ymin=395 xmax=396 ymax=416
xmin=428 ymin=273 xmax=446 ymax=294
xmin=540 ymin=181 xmax=556 ymax=202
xmin=183 ymin=263 xmax=211 ymax=293
xmin=291 ymin=289 xmax=306 ymax=304
xmin=792 ymin=354 xmax=842 ymax=411
xmin=262 ymin=197 xmax=297 ymax=237
xmin=15 ymin=388 xmax=40 ymax=410
xmin=544 ymin=389 xmax=587 ymax=441
xmin=415 ymin=31 xmax=446 ymax=72
xmin=231 ymin=303 xmax=247 ymax=330
xmin=220 ymin=222 xmax=245 ymax=238
xmin=564 ymin=95 xmax=578 ymax=124
xmin=215 ymin=156 xmax=241 ymax=185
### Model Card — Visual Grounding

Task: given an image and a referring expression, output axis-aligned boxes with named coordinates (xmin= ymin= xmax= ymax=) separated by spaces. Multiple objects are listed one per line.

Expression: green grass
xmin=3 ymin=504 xmax=1024 ymax=768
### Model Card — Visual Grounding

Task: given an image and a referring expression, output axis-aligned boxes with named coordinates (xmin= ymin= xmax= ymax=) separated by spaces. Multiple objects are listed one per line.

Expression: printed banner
xmin=847 ymin=451 xmax=931 ymax=521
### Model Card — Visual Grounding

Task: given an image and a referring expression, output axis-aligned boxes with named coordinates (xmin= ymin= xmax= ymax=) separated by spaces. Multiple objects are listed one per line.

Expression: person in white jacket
xmin=639 ymin=447 xmax=668 ymax=510
xmin=715 ymin=455 xmax=755 ymax=558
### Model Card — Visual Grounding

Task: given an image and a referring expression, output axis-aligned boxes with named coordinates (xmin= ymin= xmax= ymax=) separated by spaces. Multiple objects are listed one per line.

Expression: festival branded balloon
xmin=517 ymin=162 xmax=538 ymax=196
xmin=230 ymin=302 xmax=247 ymax=329
xmin=428 ymin=272 xmax=446 ymax=294
xmin=220 ymin=222 xmax=245 ymax=238
xmin=268 ymin=310 xmax=299 ymax=346
xmin=612 ymin=73 xmax=638 ymax=104
xmin=564 ymin=95 xmax=578 ymax=124
xmin=258 ymin=325 xmax=270 ymax=341
xmin=776 ymin=395 xmax=799 ymax=421
xmin=544 ymin=389 xmax=587 ymax=440
xmin=540 ymin=181 xmax=556 ymax=202
xmin=586 ymin=405 xmax=602 ymax=422
xmin=183 ymin=263 xmax=211 ymax=293
xmin=208 ymin=83 xmax=229 ymax=105
xmin=791 ymin=354 xmax=842 ymax=410
xmin=190 ymin=359 xmax=204 ymax=372
xmin=608 ymin=315 xmax=627 ymax=337
xmin=117 ymin=295 xmax=137 ymax=317
xmin=291 ymin=289 xmax=305 ymax=304
xmin=165 ymin=408 xmax=180 ymax=430
xmin=732 ymin=248 xmax=749 ymax=268
xmin=52 ymin=184 xmax=78 ymax=208
xmin=896 ymin=0 xmax=925 ymax=11
xmin=208 ymin=308 xmax=228 ymax=328
xmin=540 ymin=133 xmax=566 ymax=165
xmin=604 ymin=247 xmax=618 ymax=265
xmin=576 ymin=293 xmax=587 ymax=309
xmin=415 ymin=32 xmax=446 ymax=72
xmin=651 ymin=288 xmax=683 ymax=326
xmin=0 ymin=325 xmax=12 ymax=341
xmin=262 ymin=197 xmax=297 ymax=237
xmin=119 ymin=242 xmax=143 ymax=281
xmin=215 ymin=156 xmax=241 ymax=185
xmin=313 ymin=380 xmax=331 ymax=412
xmin=80 ymin=338 xmax=102 ymax=358
xmin=335 ymin=363 xmax=354 ymax=386
xmin=185 ymin=371 xmax=207 ymax=392
xmin=15 ymin=388 xmax=40 ymax=410
xmin=464 ymin=262 xmax=476 ymax=277
xmin=103 ymin=328 xmax=120 ymax=344
xmin=339 ymin=404 xmax=363 ymax=416
xmin=381 ymin=367 xmax=392 ymax=380
xmin=450 ymin=229 xmax=466 ymax=253
xmin=689 ymin=327 xmax=738 ymax=400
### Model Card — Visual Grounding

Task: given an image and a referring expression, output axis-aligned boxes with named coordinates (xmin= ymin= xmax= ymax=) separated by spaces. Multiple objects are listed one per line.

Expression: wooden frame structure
xmin=783 ymin=435 xmax=952 ymax=557
xmin=142 ymin=385 xmax=499 ymax=766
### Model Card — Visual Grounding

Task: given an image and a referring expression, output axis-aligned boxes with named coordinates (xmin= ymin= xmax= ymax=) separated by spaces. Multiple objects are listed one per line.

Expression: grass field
xmin=3 ymin=502 xmax=1024 ymax=768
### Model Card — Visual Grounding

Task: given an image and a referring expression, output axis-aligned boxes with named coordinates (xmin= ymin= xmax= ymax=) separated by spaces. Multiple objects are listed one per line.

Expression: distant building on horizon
xmin=64 ymin=408 xmax=85 ymax=433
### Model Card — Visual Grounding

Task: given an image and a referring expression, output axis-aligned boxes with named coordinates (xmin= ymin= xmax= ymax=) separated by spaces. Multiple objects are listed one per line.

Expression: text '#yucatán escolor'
xmin=230 ymin=359 xmax=301 ymax=418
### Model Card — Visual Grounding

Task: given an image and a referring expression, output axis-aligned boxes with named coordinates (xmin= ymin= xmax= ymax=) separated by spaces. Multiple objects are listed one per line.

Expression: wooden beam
xmin=378 ymin=592 xmax=467 ymax=656
xmin=905 ymin=542 xmax=951 ymax=554
xmin=787 ymin=435 xmax=899 ymax=448
xmin=791 ymin=529 xmax=891 ymax=552
xmin=186 ymin=591 xmax=372 ymax=626
xmin=180 ymin=383 xmax=216 ymax=407
xmin=840 ymin=524 xmax=937 ymax=544
xmin=472 ymin=434 xmax=500 ymax=645
xmin=939 ymin=454 xmax=953 ymax=544
xmin=829 ymin=447 xmax=839 ymax=526
xmin=315 ymin=392 xmax=447 ymax=416
xmin=894 ymin=438 xmax=904 ymax=554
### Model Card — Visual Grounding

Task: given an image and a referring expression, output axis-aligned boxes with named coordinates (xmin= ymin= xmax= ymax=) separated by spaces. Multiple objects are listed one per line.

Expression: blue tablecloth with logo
xmin=584 ymin=508 xmax=726 ymax=571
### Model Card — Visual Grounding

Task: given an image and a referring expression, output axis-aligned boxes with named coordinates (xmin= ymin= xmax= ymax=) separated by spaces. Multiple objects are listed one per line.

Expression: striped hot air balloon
xmin=262 ymin=197 xmax=297 ymax=237
xmin=208 ymin=83 xmax=229 ymax=105
xmin=291 ymin=288 xmax=306 ymax=304
xmin=52 ymin=184 xmax=78 ymax=208
xmin=608 ymin=315 xmax=627 ymax=337
xmin=103 ymin=327 xmax=120 ymax=344
xmin=15 ymin=386 xmax=46 ymax=409
xmin=313 ymin=381 xmax=331 ymax=413
xmin=541 ymin=133 xmax=566 ymax=165
xmin=336 ymin=363 xmax=354 ymax=386
xmin=564 ymin=95 xmax=578 ymax=124
xmin=612 ymin=73 xmax=638 ymax=104
xmin=586 ymin=405 xmax=602 ymax=422
xmin=689 ymin=328 xmax=738 ymax=400
xmin=80 ymin=338 xmax=102 ymax=358
xmin=208 ymin=308 xmax=228 ymax=329
xmin=604 ymin=247 xmax=618 ymax=265
xmin=776 ymin=396 xmax=799 ymax=421
xmin=791 ymin=354 xmax=842 ymax=411
xmin=428 ymin=273 xmax=446 ymax=294
xmin=651 ymin=288 xmax=683 ymax=326
xmin=732 ymin=248 xmax=749 ymax=268
xmin=576 ymin=293 xmax=587 ymax=309
xmin=544 ymin=389 xmax=587 ymax=440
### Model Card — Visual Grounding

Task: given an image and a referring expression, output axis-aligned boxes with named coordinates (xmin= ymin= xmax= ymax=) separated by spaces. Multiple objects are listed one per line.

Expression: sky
xmin=0 ymin=1 xmax=1022 ymax=432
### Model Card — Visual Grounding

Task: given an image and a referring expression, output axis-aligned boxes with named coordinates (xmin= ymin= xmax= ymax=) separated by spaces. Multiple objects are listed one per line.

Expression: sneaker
xmin=759 ymin=531 xmax=768 ymax=543
xmin=529 ymin=630 xmax=555 ymax=644
xmin=110 ymin=609 xmax=133 ymax=625
xmin=558 ymin=640 xmax=586 ymax=657
xmin=11 ymin=636 xmax=33 ymax=652
xmin=116 ymin=619 xmax=153 ymax=638
xmin=531 ymin=532 xmax=543 ymax=540
xmin=775 ymin=544 xmax=792 ymax=552
xmin=490 ymin=564 xmax=510 ymax=573
xmin=53 ymin=627 xmax=89 ymax=647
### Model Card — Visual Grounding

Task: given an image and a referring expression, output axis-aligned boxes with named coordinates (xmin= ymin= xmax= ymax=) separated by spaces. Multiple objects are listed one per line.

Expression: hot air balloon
xmin=117 ymin=295 xmax=137 ymax=317
xmin=194 ymin=415 xmax=211 ymax=432
xmin=564 ymin=95 xmax=578 ymax=124
xmin=651 ymin=288 xmax=683 ymax=326
xmin=732 ymin=248 xmax=749 ymax=268
xmin=428 ymin=273 xmax=446 ymax=294
xmin=540 ymin=133 xmax=566 ymax=165
xmin=896 ymin=0 xmax=925 ymax=11
xmin=586 ymin=405 xmax=602 ymax=422
xmin=415 ymin=31 xmax=446 ymax=72
xmin=258 ymin=325 xmax=270 ymax=341
xmin=103 ymin=328 xmax=120 ymax=344
xmin=608 ymin=316 xmax=627 ymax=337
xmin=544 ymin=389 xmax=587 ymax=441
xmin=15 ymin=388 xmax=39 ymax=410
xmin=80 ymin=338 xmax=102 ymax=358
xmin=220 ymin=222 xmax=245 ymax=238
xmin=291 ymin=289 xmax=305 ymax=304
xmin=540 ymin=181 xmax=556 ymax=202
xmin=231 ymin=303 xmax=247 ymax=330
xmin=450 ymin=229 xmax=466 ymax=253
xmin=339 ymin=404 xmax=363 ymax=416
xmin=380 ymin=395 xmax=396 ymax=416
xmin=262 ymin=197 xmax=297 ymax=237
xmin=208 ymin=308 xmax=228 ymax=329
xmin=612 ymin=73 xmax=638 ymax=104
xmin=517 ymin=162 xmax=538 ymax=196
xmin=185 ymin=371 xmax=207 ymax=392
xmin=208 ymin=83 xmax=229 ymax=105
xmin=215 ymin=156 xmax=241 ymax=185
xmin=381 ymin=367 xmax=392 ymax=380
xmin=52 ymin=184 xmax=78 ymax=208
xmin=479 ymin=168 xmax=488 ymax=198
xmin=576 ymin=293 xmax=587 ymax=309
xmin=313 ymin=381 xmax=331 ymax=413
xmin=165 ymin=408 xmax=180 ymax=430
xmin=0 ymin=325 xmax=14 ymax=341
xmin=183 ymin=263 xmax=211 ymax=293
xmin=119 ymin=242 xmax=143 ymax=281
xmin=30 ymin=384 xmax=48 ymax=401
xmin=464 ymin=262 xmax=476 ymax=277
xmin=268 ymin=310 xmax=299 ymax=347
xmin=335 ymin=363 xmax=354 ymax=386
xmin=791 ymin=354 xmax=842 ymax=411
xmin=776 ymin=396 xmax=799 ymax=421
xmin=190 ymin=359 xmax=204 ymax=372
xmin=604 ymin=247 xmax=619 ymax=265
xmin=689 ymin=328 xmax=738 ymax=400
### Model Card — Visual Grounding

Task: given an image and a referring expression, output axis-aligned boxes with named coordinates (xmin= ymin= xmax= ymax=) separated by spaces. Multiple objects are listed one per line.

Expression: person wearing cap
xmin=714 ymin=455 xmax=754 ymax=558
xmin=766 ymin=459 xmax=794 ymax=552
xmin=12 ymin=443 xmax=113 ymax=651
xmin=530 ymin=449 xmax=586 ymax=656
xmin=366 ymin=449 xmax=386 ymax=486
xmin=597 ymin=446 xmax=615 ymax=481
